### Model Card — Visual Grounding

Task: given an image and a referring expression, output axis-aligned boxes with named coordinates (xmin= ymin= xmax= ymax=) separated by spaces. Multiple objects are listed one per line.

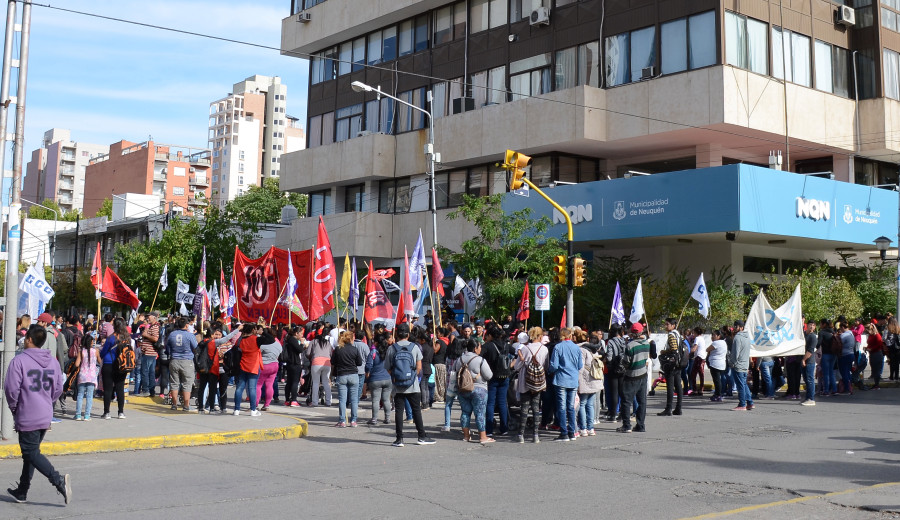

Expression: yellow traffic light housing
xmin=510 ymin=152 xmax=532 ymax=190
xmin=553 ymin=254 xmax=567 ymax=285
xmin=572 ymin=257 xmax=586 ymax=287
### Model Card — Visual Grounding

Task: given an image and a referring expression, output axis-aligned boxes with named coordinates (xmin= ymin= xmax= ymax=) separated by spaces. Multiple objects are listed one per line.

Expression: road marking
xmin=678 ymin=481 xmax=900 ymax=519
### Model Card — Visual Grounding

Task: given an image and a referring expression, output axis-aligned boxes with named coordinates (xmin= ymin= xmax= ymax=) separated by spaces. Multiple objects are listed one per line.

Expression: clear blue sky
xmin=23 ymin=0 xmax=308 ymax=158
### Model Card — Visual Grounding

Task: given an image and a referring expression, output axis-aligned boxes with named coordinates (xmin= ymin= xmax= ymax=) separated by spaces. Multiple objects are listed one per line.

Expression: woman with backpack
xmin=332 ymin=330 xmax=364 ymax=427
xmin=513 ymin=327 xmax=548 ymax=443
xmin=365 ymin=333 xmax=393 ymax=425
xmin=453 ymin=339 xmax=493 ymax=444
xmin=577 ymin=330 xmax=603 ymax=438
xmin=73 ymin=333 xmax=100 ymax=421
xmin=197 ymin=324 xmax=242 ymax=414
xmin=305 ymin=326 xmax=334 ymax=407
xmin=99 ymin=320 xmax=131 ymax=420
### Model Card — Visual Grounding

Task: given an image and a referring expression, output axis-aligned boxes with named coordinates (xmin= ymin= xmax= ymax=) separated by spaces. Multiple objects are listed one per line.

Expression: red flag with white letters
xmin=517 ymin=280 xmax=530 ymax=322
xmin=308 ymin=217 xmax=337 ymax=321
xmin=364 ymin=261 xmax=395 ymax=326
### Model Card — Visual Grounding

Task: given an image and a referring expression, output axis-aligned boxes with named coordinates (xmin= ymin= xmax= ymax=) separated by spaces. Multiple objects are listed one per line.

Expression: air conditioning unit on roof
xmin=530 ymin=6 xmax=550 ymax=26
xmin=297 ymin=12 xmax=312 ymax=23
xmin=835 ymin=6 xmax=855 ymax=26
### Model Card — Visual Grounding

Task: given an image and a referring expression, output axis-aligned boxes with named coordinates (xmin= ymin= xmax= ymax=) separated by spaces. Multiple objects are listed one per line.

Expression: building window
xmin=884 ymin=48 xmax=900 ymax=100
xmin=724 ymin=11 xmax=768 ymax=76
xmin=605 ymin=25 xmax=657 ymax=87
xmin=743 ymin=256 xmax=778 ymax=274
xmin=173 ymin=187 xmax=185 ymax=196
xmin=212 ymin=174 xmax=218 ymax=182
xmin=433 ymin=2 xmax=466 ymax=45
xmin=174 ymin=166 xmax=186 ymax=177
xmin=368 ymin=30 xmax=383 ymax=65
xmin=772 ymin=26 xmax=811 ymax=87
xmin=308 ymin=189 xmax=332 ymax=217
xmin=555 ymin=41 xmax=599 ymax=90
xmin=432 ymin=77 xmax=465 ymax=118
xmin=239 ymin=150 xmax=245 ymax=160
xmin=308 ymin=111 xmax=334 ymax=148
xmin=378 ymin=178 xmax=411 ymax=214
xmin=510 ymin=0 xmax=543 ymax=23
xmin=471 ymin=0 xmax=507 ymax=33
xmin=397 ymin=89 xmax=426 ymax=132
xmin=884 ymin=5 xmax=899 ymax=32
xmin=510 ymin=53 xmax=551 ymax=100
xmin=415 ymin=14 xmax=429 ymax=51
xmin=382 ymin=25 xmax=397 ymax=62
xmin=345 ymin=184 xmax=365 ymax=212
xmin=471 ymin=66 xmax=506 ymax=107
xmin=238 ymin=176 xmax=244 ymax=185
xmin=352 ymin=36 xmax=366 ymax=72
xmin=815 ymin=41 xmax=850 ymax=97
xmin=399 ymin=19 xmax=414 ymax=57
xmin=660 ymin=11 xmax=716 ymax=75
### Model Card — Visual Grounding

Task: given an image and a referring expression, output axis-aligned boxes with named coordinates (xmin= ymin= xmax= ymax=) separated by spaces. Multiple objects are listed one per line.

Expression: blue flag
xmin=611 ymin=282 xmax=625 ymax=325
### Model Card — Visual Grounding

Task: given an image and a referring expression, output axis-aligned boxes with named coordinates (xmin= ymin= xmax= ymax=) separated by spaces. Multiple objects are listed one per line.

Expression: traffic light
xmin=510 ymin=152 xmax=532 ymax=190
xmin=503 ymin=149 xmax=516 ymax=168
xmin=553 ymin=254 xmax=567 ymax=285
xmin=572 ymin=257 xmax=586 ymax=287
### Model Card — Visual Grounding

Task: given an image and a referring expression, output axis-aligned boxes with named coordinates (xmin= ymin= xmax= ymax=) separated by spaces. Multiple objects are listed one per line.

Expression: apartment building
xmin=278 ymin=0 xmax=900 ymax=284
xmin=23 ymin=128 xmax=109 ymax=214
xmin=208 ymin=75 xmax=305 ymax=207
xmin=83 ymin=140 xmax=211 ymax=217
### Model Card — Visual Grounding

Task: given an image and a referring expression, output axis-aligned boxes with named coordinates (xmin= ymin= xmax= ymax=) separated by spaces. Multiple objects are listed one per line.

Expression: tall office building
xmin=83 ymin=140 xmax=211 ymax=217
xmin=208 ymin=75 xmax=305 ymax=208
xmin=277 ymin=0 xmax=900 ymax=286
xmin=23 ymin=128 xmax=109 ymax=213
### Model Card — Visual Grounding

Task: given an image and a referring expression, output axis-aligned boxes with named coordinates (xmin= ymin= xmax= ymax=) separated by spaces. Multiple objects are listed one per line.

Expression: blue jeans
xmin=723 ymin=367 xmax=734 ymax=395
xmin=485 ymin=378 xmax=509 ymax=435
xmin=336 ymin=374 xmax=359 ymax=423
xmin=870 ymin=352 xmax=885 ymax=386
xmin=458 ymin=386 xmax=488 ymax=432
xmin=821 ymin=354 xmax=837 ymax=394
xmin=839 ymin=353 xmax=854 ymax=392
xmin=234 ymin=370 xmax=260 ymax=412
xmin=139 ymin=355 xmax=156 ymax=395
xmin=555 ymin=386 xmax=577 ymax=436
xmin=357 ymin=374 xmax=365 ymax=401
xmin=577 ymin=392 xmax=596 ymax=431
xmin=75 ymin=383 xmax=95 ymax=418
xmin=803 ymin=361 xmax=816 ymax=401
xmin=759 ymin=359 xmax=775 ymax=397
xmin=443 ymin=393 xmax=457 ymax=428
xmin=733 ymin=371 xmax=752 ymax=407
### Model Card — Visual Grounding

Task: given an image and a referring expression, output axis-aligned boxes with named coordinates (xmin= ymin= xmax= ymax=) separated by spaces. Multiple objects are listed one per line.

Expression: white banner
xmin=747 ymin=284 xmax=805 ymax=357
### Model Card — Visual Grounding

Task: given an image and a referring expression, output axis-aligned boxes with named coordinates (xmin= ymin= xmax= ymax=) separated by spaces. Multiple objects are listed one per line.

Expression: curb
xmin=0 ymin=416 xmax=307 ymax=459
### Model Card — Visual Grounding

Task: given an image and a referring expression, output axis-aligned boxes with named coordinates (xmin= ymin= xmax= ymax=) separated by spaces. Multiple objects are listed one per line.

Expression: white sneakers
xmin=233 ymin=410 xmax=240 ymax=416
xmin=250 ymin=410 xmax=262 ymax=417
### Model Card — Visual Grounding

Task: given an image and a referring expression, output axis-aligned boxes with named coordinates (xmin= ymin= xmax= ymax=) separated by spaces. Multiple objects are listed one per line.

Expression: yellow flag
xmin=340 ymin=253 xmax=351 ymax=302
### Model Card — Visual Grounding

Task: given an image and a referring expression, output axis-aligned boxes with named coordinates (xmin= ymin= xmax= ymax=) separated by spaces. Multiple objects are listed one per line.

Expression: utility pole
xmin=1 ymin=0 xmax=32 ymax=440
xmin=72 ymin=214 xmax=78 ymax=313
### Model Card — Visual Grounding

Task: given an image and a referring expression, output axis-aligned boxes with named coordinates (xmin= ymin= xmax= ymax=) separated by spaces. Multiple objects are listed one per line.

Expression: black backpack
xmin=491 ymin=340 xmax=511 ymax=379
xmin=391 ymin=342 xmax=416 ymax=387
xmin=195 ymin=339 xmax=213 ymax=374
xmin=223 ymin=338 xmax=243 ymax=377
xmin=676 ymin=336 xmax=690 ymax=368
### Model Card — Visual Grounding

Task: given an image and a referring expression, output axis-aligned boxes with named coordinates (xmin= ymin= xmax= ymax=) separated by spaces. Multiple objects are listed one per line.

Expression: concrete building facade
xmin=279 ymin=0 xmax=900 ymax=281
xmin=83 ymin=140 xmax=211 ymax=217
xmin=23 ymin=129 xmax=109 ymax=214
xmin=208 ymin=75 xmax=305 ymax=208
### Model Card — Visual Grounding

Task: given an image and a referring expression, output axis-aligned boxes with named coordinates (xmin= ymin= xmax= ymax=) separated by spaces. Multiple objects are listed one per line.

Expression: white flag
xmin=453 ymin=275 xmax=467 ymax=297
xmin=409 ymin=230 xmax=427 ymax=290
xmin=747 ymin=285 xmax=804 ymax=357
xmin=691 ymin=273 xmax=711 ymax=318
xmin=210 ymin=281 xmax=221 ymax=309
xmin=160 ymin=263 xmax=169 ymax=291
xmin=629 ymin=278 xmax=645 ymax=324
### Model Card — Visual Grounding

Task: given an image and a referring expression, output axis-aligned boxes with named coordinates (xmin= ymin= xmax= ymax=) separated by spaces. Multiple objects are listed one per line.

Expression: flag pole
xmin=149 ymin=280 xmax=161 ymax=314
xmin=423 ymin=263 xmax=439 ymax=343
xmin=675 ymin=295 xmax=693 ymax=329
xmin=269 ymin=279 xmax=289 ymax=328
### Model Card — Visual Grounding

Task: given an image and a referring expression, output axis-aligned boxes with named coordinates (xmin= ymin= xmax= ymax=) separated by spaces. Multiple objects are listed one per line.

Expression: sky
xmin=21 ymin=0 xmax=308 ymax=162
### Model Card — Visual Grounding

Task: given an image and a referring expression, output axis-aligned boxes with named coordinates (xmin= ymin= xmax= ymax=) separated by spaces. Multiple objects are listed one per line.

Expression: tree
xmin=225 ymin=177 xmax=308 ymax=224
xmin=754 ymin=264 xmax=863 ymax=322
xmin=95 ymin=198 xmax=113 ymax=220
xmin=574 ymin=254 xmax=650 ymax=329
xmin=27 ymin=199 xmax=82 ymax=222
xmin=437 ymin=194 xmax=565 ymax=320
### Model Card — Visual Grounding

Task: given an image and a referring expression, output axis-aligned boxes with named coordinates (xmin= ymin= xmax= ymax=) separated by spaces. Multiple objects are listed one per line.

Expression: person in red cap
xmin=617 ymin=322 xmax=655 ymax=433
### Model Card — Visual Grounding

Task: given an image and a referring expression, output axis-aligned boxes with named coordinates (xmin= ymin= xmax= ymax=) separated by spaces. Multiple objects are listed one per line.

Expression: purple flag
xmin=611 ymin=281 xmax=625 ymax=325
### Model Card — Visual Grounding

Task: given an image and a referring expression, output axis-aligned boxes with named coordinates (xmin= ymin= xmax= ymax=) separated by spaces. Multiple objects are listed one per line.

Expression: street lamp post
xmin=21 ymin=197 xmax=56 ymax=283
xmin=350 ymin=80 xmax=439 ymax=250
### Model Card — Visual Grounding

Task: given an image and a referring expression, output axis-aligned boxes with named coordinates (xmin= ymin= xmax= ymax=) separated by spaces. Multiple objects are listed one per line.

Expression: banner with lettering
xmin=747 ymin=284 xmax=804 ymax=357
xmin=233 ymin=247 xmax=313 ymax=325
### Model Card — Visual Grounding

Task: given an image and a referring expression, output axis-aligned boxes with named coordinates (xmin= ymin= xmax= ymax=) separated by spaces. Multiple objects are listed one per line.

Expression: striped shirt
xmin=624 ymin=338 xmax=651 ymax=378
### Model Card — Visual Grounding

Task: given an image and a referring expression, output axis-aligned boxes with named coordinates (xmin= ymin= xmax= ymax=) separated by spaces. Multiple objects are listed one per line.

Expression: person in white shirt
xmin=705 ymin=329 xmax=728 ymax=401
xmin=690 ymin=327 xmax=708 ymax=396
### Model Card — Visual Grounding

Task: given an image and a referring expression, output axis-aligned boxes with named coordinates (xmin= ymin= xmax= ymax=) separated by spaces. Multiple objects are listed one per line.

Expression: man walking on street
xmin=5 ymin=325 xmax=72 ymax=505
xmin=731 ymin=320 xmax=754 ymax=411
xmin=618 ymin=323 xmax=654 ymax=433
xmin=802 ymin=320 xmax=817 ymax=406
xmin=384 ymin=324 xmax=435 ymax=447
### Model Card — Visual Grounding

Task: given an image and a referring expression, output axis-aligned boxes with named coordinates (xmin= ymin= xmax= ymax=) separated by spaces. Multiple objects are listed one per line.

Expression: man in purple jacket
xmin=4 ymin=325 xmax=71 ymax=505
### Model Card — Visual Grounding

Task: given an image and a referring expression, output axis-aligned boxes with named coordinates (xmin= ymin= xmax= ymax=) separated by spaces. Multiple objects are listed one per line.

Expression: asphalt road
xmin=1 ymin=389 xmax=899 ymax=520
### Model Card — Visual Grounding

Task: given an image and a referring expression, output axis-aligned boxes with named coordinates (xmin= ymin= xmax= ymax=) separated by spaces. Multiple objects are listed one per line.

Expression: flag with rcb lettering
xmin=309 ymin=217 xmax=337 ymax=321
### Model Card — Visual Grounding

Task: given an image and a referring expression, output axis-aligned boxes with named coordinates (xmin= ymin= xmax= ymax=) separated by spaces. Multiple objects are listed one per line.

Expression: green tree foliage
xmin=27 ymin=199 xmax=82 ymax=222
xmin=437 ymin=194 xmax=565 ymax=320
xmin=225 ymin=177 xmax=308 ymax=224
xmin=574 ymin=254 xmax=649 ymax=329
xmin=754 ymin=264 xmax=863 ymax=322
xmin=49 ymin=267 xmax=98 ymax=312
xmin=95 ymin=198 xmax=113 ymax=220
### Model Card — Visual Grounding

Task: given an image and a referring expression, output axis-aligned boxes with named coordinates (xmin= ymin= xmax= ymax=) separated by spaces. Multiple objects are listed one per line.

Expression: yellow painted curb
xmin=0 ymin=417 xmax=307 ymax=459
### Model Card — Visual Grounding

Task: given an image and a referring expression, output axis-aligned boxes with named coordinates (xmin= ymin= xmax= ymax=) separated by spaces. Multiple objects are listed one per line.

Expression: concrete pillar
xmin=833 ymin=154 xmax=854 ymax=183
xmin=696 ymin=143 xmax=723 ymax=168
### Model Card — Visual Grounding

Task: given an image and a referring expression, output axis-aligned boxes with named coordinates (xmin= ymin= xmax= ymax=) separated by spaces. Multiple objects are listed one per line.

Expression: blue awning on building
xmin=502 ymin=164 xmax=898 ymax=248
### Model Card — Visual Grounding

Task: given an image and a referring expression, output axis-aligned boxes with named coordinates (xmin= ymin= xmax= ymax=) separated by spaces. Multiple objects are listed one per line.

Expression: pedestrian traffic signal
xmin=572 ymin=257 xmax=586 ymax=287
xmin=510 ymin=152 xmax=531 ymax=190
xmin=553 ymin=254 xmax=567 ymax=285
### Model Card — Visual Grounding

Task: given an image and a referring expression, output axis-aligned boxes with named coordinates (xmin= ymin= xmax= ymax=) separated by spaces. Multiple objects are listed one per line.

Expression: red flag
xmin=101 ymin=268 xmax=140 ymax=309
xmin=90 ymin=242 xmax=103 ymax=290
xmin=431 ymin=248 xmax=445 ymax=297
xmin=364 ymin=261 xmax=394 ymax=325
xmin=370 ymin=268 xmax=396 ymax=280
xmin=517 ymin=281 xmax=530 ymax=322
xmin=560 ymin=308 xmax=567 ymax=329
xmin=309 ymin=217 xmax=337 ymax=321
xmin=395 ymin=247 xmax=415 ymax=325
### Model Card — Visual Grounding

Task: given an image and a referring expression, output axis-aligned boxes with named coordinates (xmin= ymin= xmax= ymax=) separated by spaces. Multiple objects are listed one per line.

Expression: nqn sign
xmin=796 ymin=197 xmax=830 ymax=222
xmin=553 ymin=204 xmax=593 ymax=225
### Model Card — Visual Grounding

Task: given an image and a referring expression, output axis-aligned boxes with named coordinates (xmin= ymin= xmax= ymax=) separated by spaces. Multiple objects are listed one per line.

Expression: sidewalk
xmin=0 ymin=395 xmax=308 ymax=459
